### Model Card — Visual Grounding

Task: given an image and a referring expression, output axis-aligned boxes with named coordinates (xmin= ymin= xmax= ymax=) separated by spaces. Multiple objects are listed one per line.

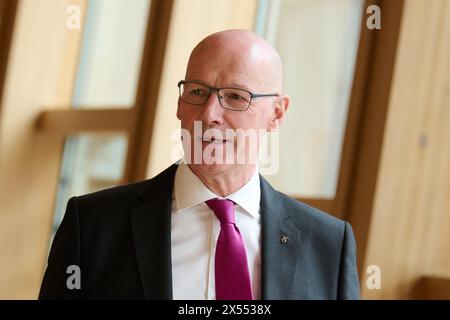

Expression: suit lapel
xmin=260 ymin=176 xmax=301 ymax=300
xmin=130 ymin=164 xmax=178 ymax=299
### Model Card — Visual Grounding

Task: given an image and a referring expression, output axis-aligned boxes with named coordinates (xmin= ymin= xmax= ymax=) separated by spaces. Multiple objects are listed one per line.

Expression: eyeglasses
xmin=177 ymin=80 xmax=279 ymax=111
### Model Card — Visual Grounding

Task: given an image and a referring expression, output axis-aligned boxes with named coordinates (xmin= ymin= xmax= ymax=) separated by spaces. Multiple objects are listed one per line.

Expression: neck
xmin=188 ymin=164 xmax=257 ymax=197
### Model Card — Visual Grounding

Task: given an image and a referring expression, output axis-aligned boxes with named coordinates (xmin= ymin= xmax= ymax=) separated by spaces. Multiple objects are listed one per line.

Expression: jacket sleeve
xmin=38 ymin=197 xmax=82 ymax=299
xmin=337 ymin=221 xmax=360 ymax=299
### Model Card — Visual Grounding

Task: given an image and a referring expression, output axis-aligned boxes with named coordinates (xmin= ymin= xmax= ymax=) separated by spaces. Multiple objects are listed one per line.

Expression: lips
xmin=197 ymin=136 xmax=230 ymax=143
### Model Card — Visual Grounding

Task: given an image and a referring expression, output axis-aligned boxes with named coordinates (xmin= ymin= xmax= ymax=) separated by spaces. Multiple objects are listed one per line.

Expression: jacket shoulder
xmin=282 ymin=191 xmax=344 ymax=224
xmin=72 ymin=163 xmax=178 ymax=220
xmin=275 ymin=190 xmax=348 ymax=242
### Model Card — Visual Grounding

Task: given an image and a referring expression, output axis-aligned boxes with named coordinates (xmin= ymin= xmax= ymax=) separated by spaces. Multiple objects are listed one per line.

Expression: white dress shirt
xmin=171 ymin=162 xmax=261 ymax=300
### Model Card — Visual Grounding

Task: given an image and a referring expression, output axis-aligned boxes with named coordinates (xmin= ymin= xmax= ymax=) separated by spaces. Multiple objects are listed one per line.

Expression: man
xmin=39 ymin=29 xmax=360 ymax=300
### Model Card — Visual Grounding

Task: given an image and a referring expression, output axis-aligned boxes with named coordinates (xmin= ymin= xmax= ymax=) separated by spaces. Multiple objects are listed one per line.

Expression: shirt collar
xmin=174 ymin=162 xmax=260 ymax=218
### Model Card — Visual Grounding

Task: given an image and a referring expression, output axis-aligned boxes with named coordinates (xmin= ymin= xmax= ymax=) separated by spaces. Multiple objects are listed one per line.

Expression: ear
xmin=176 ymin=97 xmax=182 ymax=120
xmin=268 ymin=95 xmax=290 ymax=131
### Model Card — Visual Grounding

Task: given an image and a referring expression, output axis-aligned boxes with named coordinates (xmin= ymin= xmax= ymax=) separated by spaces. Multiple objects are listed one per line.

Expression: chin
xmin=183 ymin=142 xmax=257 ymax=175
xmin=189 ymin=162 xmax=235 ymax=175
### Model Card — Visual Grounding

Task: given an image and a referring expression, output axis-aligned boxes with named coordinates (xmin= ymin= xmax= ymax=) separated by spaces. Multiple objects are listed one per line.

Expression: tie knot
xmin=206 ymin=198 xmax=235 ymax=224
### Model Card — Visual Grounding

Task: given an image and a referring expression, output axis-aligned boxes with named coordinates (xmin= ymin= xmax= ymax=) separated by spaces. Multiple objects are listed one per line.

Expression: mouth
xmin=196 ymin=136 xmax=230 ymax=144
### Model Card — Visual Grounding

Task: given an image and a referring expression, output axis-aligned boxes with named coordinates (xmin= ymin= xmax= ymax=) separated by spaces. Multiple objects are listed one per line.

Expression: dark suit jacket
xmin=39 ymin=163 xmax=360 ymax=299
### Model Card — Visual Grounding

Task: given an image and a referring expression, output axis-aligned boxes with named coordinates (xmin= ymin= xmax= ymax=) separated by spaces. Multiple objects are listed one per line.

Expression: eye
xmin=230 ymin=93 xmax=244 ymax=100
xmin=226 ymin=92 xmax=247 ymax=101
xmin=189 ymin=88 xmax=208 ymax=96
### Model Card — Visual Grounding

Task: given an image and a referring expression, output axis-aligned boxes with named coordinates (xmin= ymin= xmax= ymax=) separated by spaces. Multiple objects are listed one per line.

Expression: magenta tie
xmin=206 ymin=198 xmax=253 ymax=300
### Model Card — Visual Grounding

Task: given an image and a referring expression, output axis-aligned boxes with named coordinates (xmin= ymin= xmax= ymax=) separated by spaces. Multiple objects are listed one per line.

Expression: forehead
xmin=185 ymin=42 xmax=278 ymax=91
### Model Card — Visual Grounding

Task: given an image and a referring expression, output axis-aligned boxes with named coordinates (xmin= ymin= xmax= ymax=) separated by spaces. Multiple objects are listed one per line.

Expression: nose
xmin=201 ymin=90 xmax=224 ymax=126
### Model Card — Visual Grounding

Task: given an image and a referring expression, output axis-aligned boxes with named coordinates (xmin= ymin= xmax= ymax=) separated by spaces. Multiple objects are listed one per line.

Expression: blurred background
xmin=0 ymin=0 xmax=449 ymax=299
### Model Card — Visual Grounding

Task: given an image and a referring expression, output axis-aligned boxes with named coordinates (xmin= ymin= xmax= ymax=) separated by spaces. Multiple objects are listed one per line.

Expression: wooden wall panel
xmin=0 ymin=0 xmax=87 ymax=299
xmin=361 ymin=0 xmax=450 ymax=299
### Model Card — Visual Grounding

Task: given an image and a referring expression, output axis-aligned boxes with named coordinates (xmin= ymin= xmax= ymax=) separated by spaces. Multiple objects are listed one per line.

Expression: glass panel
xmin=72 ymin=0 xmax=151 ymax=108
xmin=256 ymin=0 xmax=364 ymax=198
xmin=51 ymin=134 xmax=127 ymax=238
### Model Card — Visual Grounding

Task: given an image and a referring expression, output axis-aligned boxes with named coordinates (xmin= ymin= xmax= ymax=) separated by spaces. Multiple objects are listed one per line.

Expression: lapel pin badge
xmin=280 ymin=235 xmax=289 ymax=244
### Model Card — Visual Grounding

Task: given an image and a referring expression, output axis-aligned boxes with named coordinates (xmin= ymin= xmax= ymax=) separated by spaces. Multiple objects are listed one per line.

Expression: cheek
xmin=225 ymin=115 xmax=249 ymax=131
xmin=234 ymin=112 xmax=271 ymax=131
xmin=257 ymin=108 xmax=274 ymax=128
xmin=226 ymin=113 xmax=265 ymax=132
xmin=178 ymin=105 xmax=197 ymax=129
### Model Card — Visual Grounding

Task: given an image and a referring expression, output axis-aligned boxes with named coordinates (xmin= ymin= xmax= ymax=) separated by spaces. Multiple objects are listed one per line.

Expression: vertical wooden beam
xmin=345 ymin=0 xmax=405 ymax=278
xmin=0 ymin=0 xmax=18 ymax=131
xmin=122 ymin=0 xmax=174 ymax=183
xmin=332 ymin=0 xmax=381 ymax=219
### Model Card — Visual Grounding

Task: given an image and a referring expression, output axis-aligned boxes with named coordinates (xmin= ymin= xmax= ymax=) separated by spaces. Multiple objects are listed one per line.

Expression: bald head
xmin=185 ymin=29 xmax=284 ymax=93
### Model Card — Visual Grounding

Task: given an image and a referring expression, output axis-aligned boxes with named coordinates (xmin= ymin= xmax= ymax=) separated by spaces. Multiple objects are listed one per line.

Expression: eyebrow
xmin=186 ymin=79 xmax=253 ymax=92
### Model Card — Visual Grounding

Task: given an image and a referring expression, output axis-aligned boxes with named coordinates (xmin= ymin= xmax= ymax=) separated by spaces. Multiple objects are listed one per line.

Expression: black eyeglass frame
xmin=177 ymin=80 xmax=280 ymax=111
